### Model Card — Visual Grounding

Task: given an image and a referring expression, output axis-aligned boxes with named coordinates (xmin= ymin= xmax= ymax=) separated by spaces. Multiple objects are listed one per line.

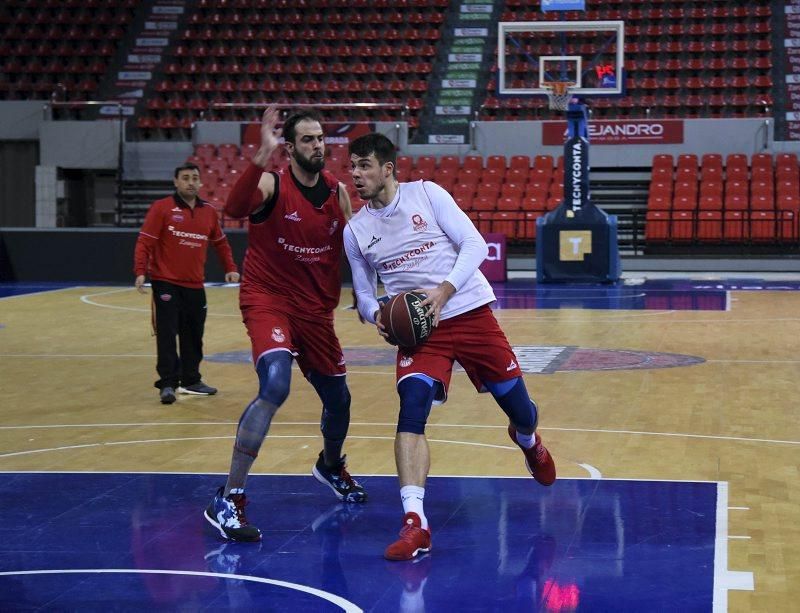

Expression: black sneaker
xmin=204 ymin=487 xmax=262 ymax=542
xmin=180 ymin=381 xmax=218 ymax=395
xmin=312 ymin=452 xmax=368 ymax=503
xmin=160 ymin=386 xmax=176 ymax=404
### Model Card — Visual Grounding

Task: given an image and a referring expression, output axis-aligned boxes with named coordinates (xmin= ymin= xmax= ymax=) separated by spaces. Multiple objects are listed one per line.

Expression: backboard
xmin=497 ymin=20 xmax=625 ymax=96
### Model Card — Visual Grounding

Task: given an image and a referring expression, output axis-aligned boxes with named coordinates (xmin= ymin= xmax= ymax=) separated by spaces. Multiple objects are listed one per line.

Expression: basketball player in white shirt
xmin=344 ymin=133 xmax=556 ymax=561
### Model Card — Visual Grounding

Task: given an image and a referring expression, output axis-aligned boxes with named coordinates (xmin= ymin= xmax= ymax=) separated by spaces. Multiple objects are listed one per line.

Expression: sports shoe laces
xmin=399 ymin=517 xmax=422 ymax=541
xmin=334 ymin=464 xmax=358 ymax=488
xmin=226 ymin=494 xmax=250 ymax=527
xmin=534 ymin=442 xmax=548 ymax=464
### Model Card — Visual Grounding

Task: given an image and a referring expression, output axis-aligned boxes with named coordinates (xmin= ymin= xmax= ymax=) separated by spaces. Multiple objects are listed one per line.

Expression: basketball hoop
xmin=543 ymin=81 xmax=575 ymax=111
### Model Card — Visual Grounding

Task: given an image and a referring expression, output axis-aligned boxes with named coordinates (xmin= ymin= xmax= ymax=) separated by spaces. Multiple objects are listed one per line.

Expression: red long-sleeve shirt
xmin=134 ymin=194 xmax=237 ymax=289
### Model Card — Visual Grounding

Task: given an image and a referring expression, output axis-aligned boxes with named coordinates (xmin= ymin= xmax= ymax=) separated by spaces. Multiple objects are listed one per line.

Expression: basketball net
xmin=543 ymin=81 xmax=575 ymax=111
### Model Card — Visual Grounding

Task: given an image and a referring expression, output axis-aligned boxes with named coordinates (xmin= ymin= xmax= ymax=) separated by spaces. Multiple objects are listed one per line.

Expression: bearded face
xmin=293 ymin=147 xmax=325 ymax=173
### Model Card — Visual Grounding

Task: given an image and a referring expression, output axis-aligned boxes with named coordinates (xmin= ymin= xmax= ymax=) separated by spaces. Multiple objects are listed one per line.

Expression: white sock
xmin=400 ymin=485 xmax=428 ymax=530
xmin=515 ymin=429 xmax=536 ymax=449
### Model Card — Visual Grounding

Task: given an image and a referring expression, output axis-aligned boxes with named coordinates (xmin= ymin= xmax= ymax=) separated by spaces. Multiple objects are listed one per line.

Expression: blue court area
xmin=0 ymin=282 xmax=82 ymax=299
xmin=493 ymin=278 xmax=800 ymax=311
xmin=0 ymin=473 xmax=719 ymax=611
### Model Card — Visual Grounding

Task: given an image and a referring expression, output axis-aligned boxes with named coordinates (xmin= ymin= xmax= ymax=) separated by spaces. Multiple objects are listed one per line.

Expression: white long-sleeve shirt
xmin=344 ymin=180 xmax=495 ymax=324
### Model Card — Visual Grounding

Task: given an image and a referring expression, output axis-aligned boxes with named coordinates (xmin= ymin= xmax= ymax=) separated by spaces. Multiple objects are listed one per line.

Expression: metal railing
xmin=201 ymin=101 xmax=408 ymax=146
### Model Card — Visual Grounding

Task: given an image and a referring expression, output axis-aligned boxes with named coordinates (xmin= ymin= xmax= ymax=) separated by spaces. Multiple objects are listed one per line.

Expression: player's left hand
xmin=415 ymin=281 xmax=456 ymax=326
xmin=225 ymin=272 xmax=241 ymax=283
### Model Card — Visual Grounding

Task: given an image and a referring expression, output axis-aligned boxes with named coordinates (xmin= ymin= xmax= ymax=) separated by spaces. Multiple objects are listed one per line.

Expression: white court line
xmin=713 ymin=482 xmax=755 ymax=612
xmin=729 ymin=536 xmax=751 ymax=540
xmin=0 ymin=354 xmax=154 ymax=358
xmin=707 ymin=359 xmax=800 ymax=364
xmin=1 ymin=420 xmax=797 ymax=447
xmin=6 ymin=352 xmax=800 ymax=367
xmin=79 ymin=287 xmax=239 ymax=316
xmin=497 ymin=314 xmax=800 ymax=323
xmin=729 ymin=506 xmax=750 ymax=511
xmin=0 ymin=569 xmax=361 ymax=613
xmin=0 ymin=470 xmax=727 ymax=483
xmin=0 ymin=434 xmax=600 ymax=478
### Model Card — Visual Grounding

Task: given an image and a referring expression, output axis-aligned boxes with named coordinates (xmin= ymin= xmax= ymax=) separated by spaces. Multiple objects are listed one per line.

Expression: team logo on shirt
xmin=271 ymin=327 xmax=286 ymax=343
xmin=368 ymin=235 xmax=382 ymax=248
xmin=172 ymin=214 xmax=184 ymax=222
xmin=411 ymin=214 xmax=428 ymax=232
xmin=329 ymin=219 xmax=339 ymax=235
xmin=399 ymin=355 xmax=413 ymax=368
xmin=284 ymin=210 xmax=302 ymax=222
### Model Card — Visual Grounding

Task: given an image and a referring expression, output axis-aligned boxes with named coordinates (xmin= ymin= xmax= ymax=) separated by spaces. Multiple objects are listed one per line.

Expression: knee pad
xmin=255 ymin=350 xmax=293 ymax=407
xmin=485 ymin=377 xmax=538 ymax=433
xmin=397 ymin=375 xmax=436 ymax=435
xmin=309 ymin=372 xmax=351 ymax=442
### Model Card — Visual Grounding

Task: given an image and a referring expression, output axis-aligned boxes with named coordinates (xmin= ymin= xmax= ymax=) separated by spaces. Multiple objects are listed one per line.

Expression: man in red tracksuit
xmin=134 ymin=163 xmax=240 ymax=405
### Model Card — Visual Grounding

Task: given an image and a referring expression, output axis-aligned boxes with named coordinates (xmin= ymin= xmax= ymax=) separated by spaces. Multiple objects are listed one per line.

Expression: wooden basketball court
xmin=0 ymin=280 xmax=798 ymax=611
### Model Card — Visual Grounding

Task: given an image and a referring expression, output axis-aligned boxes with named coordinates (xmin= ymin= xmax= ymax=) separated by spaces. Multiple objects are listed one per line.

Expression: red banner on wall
xmin=542 ymin=119 xmax=684 ymax=145
xmin=479 ymin=232 xmax=507 ymax=282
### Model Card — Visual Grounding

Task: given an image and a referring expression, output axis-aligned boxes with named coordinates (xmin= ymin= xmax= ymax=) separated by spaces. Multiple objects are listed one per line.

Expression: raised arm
xmin=224 ymin=106 xmax=281 ymax=219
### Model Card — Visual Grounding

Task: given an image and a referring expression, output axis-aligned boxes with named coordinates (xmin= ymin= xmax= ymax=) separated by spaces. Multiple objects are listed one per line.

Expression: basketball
xmin=381 ymin=291 xmax=434 ymax=348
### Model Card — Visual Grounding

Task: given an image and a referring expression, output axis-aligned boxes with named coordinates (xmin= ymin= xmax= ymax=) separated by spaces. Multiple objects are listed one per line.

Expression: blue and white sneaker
xmin=312 ymin=452 xmax=368 ymax=503
xmin=204 ymin=487 xmax=262 ymax=542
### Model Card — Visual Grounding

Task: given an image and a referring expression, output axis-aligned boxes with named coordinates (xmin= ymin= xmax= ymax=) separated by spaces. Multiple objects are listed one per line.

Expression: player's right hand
xmin=374 ymin=309 xmax=397 ymax=345
xmin=252 ymin=106 xmax=281 ymax=168
xmin=134 ymin=275 xmax=147 ymax=294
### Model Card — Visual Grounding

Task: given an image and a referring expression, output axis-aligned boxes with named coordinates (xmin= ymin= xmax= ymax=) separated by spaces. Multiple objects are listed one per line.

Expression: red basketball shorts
xmin=240 ymin=295 xmax=346 ymax=378
xmin=395 ymin=304 xmax=522 ymax=402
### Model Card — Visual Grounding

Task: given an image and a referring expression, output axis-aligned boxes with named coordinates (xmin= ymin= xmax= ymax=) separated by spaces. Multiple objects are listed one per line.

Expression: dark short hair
xmin=174 ymin=163 xmax=200 ymax=178
xmin=349 ymin=132 xmax=397 ymax=172
xmin=282 ymin=109 xmax=324 ymax=145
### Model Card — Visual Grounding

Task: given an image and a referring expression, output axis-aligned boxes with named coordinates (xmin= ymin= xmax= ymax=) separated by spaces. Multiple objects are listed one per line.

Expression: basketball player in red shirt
xmin=134 ymin=163 xmax=240 ymax=405
xmin=204 ymin=107 xmax=367 ymax=543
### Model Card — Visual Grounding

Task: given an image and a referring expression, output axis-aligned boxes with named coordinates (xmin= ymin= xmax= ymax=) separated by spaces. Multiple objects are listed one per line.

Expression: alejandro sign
xmin=543 ymin=119 xmax=684 ymax=145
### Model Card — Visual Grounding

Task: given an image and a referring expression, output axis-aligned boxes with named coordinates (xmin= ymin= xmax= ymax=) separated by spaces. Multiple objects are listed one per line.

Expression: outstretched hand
xmin=415 ymin=281 xmax=456 ymax=326
xmin=252 ymin=106 xmax=281 ymax=168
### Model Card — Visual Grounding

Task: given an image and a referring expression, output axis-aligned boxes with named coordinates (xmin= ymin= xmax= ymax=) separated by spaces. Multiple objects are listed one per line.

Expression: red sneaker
xmin=508 ymin=425 xmax=556 ymax=486
xmin=384 ymin=512 xmax=432 ymax=561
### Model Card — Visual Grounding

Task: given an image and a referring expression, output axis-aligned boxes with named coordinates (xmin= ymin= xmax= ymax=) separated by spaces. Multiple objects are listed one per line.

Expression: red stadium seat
xmin=670 ymin=210 xmax=694 ymax=241
xmin=697 ymin=211 xmax=722 ymax=241
xmin=645 ymin=211 xmax=669 ymax=241
xmin=723 ymin=211 xmax=746 ymax=241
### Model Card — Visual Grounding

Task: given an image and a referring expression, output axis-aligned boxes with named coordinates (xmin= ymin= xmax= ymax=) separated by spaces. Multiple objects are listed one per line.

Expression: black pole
xmin=116 ymin=104 xmax=124 ymax=226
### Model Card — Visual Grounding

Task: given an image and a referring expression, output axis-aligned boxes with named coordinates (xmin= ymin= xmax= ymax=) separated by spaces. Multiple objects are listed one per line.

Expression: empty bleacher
xmin=485 ymin=0 xmax=773 ymax=121
xmin=645 ymin=152 xmax=799 ymax=247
